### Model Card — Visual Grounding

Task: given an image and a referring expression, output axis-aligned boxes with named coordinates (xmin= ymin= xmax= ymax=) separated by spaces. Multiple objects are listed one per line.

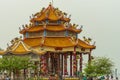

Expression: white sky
xmin=0 ymin=0 xmax=120 ymax=75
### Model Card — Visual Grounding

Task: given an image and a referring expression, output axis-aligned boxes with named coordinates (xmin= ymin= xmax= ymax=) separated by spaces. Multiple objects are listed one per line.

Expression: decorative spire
xmin=49 ymin=2 xmax=52 ymax=6
xmin=52 ymin=0 xmax=54 ymax=6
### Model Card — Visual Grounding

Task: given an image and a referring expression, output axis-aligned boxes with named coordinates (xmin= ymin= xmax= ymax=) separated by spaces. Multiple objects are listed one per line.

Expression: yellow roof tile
xmin=23 ymin=37 xmax=95 ymax=49
xmin=31 ymin=4 xmax=70 ymax=22
xmin=43 ymin=37 xmax=75 ymax=48
xmin=26 ymin=26 xmax=44 ymax=32
xmin=67 ymin=27 xmax=82 ymax=33
xmin=77 ymin=39 xmax=96 ymax=49
xmin=20 ymin=25 xmax=81 ymax=34
xmin=0 ymin=51 xmax=5 ymax=55
xmin=24 ymin=37 xmax=43 ymax=47
xmin=10 ymin=40 xmax=31 ymax=54
xmin=46 ymin=25 xmax=65 ymax=31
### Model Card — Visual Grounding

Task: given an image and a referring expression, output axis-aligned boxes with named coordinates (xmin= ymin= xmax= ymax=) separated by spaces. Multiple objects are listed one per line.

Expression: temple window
xmin=46 ymin=31 xmax=65 ymax=36
xmin=65 ymin=30 xmax=68 ymax=36
xmin=76 ymin=34 xmax=78 ymax=38
xmin=25 ymin=32 xmax=29 ymax=38
xmin=44 ymin=30 xmax=47 ymax=37
xmin=28 ymin=32 xmax=43 ymax=38
xmin=38 ymin=22 xmax=43 ymax=25
xmin=49 ymin=21 xmax=58 ymax=25
xmin=57 ymin=20 xmax=61 ymax=24
xmin=45 ymin=20 xmax=49 ymax=24
xmin=35 ymin=21 xmax=39 ymax=26
xmin=68 ymin=31 xmax=76 ymax=38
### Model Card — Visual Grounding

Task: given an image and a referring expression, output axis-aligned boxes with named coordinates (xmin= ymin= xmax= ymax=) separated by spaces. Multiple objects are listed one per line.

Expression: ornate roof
xmin=24 ymin=37 xmax=43 ymax=47
xmin=43 ymin=37 xmax=75 ymax=48
xmin=2 ymin=38 xmax=47 ymax=55
xmin=0 ymin=50 xmax=5 ymax=55
xmin=23 ymin=37 xmax=95 ymax=49
xmin=30 ymin=3 xmax=70 ymax=22
xmin=20 ymin=25 xmax=81 ymax=34
xmin=7 ymin=39 xmax=31 ymax=54
xmin=0 ymin=37 xmax=95 ymax=55
xmin=0 ymin=3 xmax=96 ymax=55
xmin=77 ymin=39 xmax=95 ymax=49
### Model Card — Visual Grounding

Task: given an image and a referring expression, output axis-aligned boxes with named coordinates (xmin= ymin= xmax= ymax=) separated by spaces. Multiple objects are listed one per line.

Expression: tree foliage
xmin=0 ymin=56 xmax=35 ymax=71
xmin=84 ymin=57 xmax=114 ymax=77
xmin=0 ymin=55 xmax=36 ymax=79
xmin=0 ymin=48 xmax=2 ymax=50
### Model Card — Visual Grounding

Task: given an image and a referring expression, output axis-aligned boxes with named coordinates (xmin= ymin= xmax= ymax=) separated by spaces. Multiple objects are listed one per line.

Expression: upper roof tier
xmin=20 ymin=25 xmax=82 ymax=34
xmin=19 ymin=3 xmax=82 ymax=34
xmin=30 ymin=3 xmax=70 ymax=22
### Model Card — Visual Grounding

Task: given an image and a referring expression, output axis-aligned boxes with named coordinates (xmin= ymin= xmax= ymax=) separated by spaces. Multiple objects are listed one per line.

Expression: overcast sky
xmin=0 ymin=0 xmax=120 ymax=75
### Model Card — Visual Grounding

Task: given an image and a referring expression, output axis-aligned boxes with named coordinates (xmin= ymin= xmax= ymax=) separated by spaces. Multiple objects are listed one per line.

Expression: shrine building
xmin=0 ymin=3 xmax=95 ymax=77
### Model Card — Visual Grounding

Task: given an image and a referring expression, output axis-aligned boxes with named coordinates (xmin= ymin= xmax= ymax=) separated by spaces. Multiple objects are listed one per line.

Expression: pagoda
xmin=0 ymin=3 xmax=95 ymax=77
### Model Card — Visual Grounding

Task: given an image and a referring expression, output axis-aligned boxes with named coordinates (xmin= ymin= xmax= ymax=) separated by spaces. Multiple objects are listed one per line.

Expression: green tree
xmin=0 ymin=48 xmax=3 ymax=50
xmin=0 ymin=55 xmax=36 ymax=80
xmin=84 ymin=57 xmax=114 ymax=77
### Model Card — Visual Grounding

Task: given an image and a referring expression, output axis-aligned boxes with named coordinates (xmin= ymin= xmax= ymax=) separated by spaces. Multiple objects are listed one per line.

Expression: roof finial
xmin=52 ymin=0 xmax=53 ymax=5
xmin=49 ymin=0 xmax=53 ymax=6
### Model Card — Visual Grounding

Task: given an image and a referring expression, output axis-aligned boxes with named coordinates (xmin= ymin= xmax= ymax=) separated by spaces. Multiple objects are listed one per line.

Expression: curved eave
xmin=31 ymin=17 xmax=70 ymax=22
xmin=43 ymin=44 xmax=75 ymax=48
xmin=0 ymin=51 xmax=5 ymax=55
xmin=23 ymin=37 xmax=76 ymax=48
xmin=9 ymin=51 xmax=31 ymax=55
xmin=77 ymin=39 xmax=96 ymax=49
xmin=19 ymin=26 xmax=44 ymax=34
xmin=60 ymin=17 xmax=71 ymax=22
xmin=23 ymin=37 xmax=43 ymax=47
xmin=43 ymin=37 xmax=76 ymax=48
xmin=23 ymin=37 xmax=96 ymax=50
xmin=20 ymin=26 xmax=82 ymax=34
xmin=67 ymin=28 xmax=82 ymax=33
xmin=6 ymin=40 xmax=32 ymax=55
xmin=19 ymin=29 xmax=26 ymax=34
xmin=20 ymin=27 xmax=66 ymax=33
xmin=32 ymin=50 xmax=46 ymax=55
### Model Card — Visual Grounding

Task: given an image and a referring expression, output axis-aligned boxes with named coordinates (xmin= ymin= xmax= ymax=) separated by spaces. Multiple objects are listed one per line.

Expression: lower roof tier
xmin=23 ymin=37 xmax=95 ymax=49
xmin=0 ymin=37 xmax=95 ymax=55
xmin=24 ymin=37 xmax=75 ymax=48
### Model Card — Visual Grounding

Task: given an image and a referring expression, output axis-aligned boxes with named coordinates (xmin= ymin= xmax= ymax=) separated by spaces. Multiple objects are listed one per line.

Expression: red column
xmin=61 ymin=54 xmax=63 ymax=75
xmin=80 ymin=53 xmax=82 ymax=72
xmin=64 ymin=54 xmax=68 ymax=75
xmin=58 ymin=53 xmax=60 ymax=74
xmin=46 ymin=53 xmax=49 ymax=74
xmin=73 ymin=47 xmax=77 ymax=76
xmin=48 ymin=52 xmax=51 ymax=73
xmin=70 ymin=52 xmax=72 ymax=76
xmin=40 ymin=55 xmax=44 ymax=75
xmin=40 ymin=55 xmax=47 ymax=75
xmin=59 ymin=53 xmax=63 ymax=77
